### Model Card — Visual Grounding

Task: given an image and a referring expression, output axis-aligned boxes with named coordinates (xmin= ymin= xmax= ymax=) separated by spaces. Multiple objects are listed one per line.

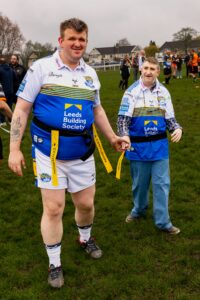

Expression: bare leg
xmin=71 ymin=184 xmax=95 ymax=226
xmin=40 ymin=188 xmax=66 ymax=245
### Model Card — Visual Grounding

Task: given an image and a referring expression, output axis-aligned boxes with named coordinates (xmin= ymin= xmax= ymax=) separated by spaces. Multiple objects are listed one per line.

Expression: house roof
xmin=94 ymin=45 xmax=137 ymax=55
xmin=160 ymin=40 xmax=200 ymax=51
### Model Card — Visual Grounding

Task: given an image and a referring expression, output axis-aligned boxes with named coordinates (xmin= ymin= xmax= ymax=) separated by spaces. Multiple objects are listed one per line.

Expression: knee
xmin=44 ymin=202 xmax=64 ymax=219
xmin=76 ymin=201 xmax=94 ymax=213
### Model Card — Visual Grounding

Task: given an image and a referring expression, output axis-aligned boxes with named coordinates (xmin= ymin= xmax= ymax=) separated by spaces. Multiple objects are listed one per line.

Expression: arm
xmin=0 ymin=101 xmax=12 ymax=121
xmin=117 ymin=115 xmax=131 ymax=145
xmin=8 ymin=98 xmax=33 ymax=176
xmin=116 ymin=89 xmax=135 ymax=145
xmin=164 ymin=89 xmax=182 ymax=143
xmin=94 ymin=105 xmax=130 ymax=152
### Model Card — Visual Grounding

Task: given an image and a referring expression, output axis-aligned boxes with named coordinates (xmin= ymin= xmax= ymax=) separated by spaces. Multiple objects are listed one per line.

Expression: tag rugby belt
xmin=32 ymin=116 xmax=113 ymax=186
xmin=116 ymin=131 xmax=167 ymax=180
xmin=33 ymin=116 xmax=95 ymax=161
xmin=130 ymin=132 xmax=167 ymax=143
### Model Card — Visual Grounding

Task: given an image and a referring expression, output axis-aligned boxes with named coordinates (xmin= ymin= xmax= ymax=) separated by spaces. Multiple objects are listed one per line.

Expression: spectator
xmin=184 ymin=52 xmax=190 ymax=78
xmin=176 ymin=54 xmax=183 ymax=79
xmin=138 ymin=49 xmax=146 ymax=73
xmin=197 ymin=48 xmax=200 ymax=77
xmin=131 ymin=52 xmax=139 ymax=82
xmin=0 ymin=57 xmax=16 ymax=123
xmin=171 ymin=52 xmax=177 ymax=79
xmin=188 ymin=49 xmax=198 ymax=82
xmin=0 ymin=83 xmax=12 ymax=161
xmin=163 ymin=51 xmax=172 ymax=84
xmin=9 ymin=54 xmax=26 ymax=103
xmin=119 ymin=55 xmax=131 ymax=90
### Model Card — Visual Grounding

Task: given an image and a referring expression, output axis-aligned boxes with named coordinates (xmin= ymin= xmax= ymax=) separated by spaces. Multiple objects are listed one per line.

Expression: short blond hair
xmin=143 ymin=57 xmax=160 ymax=69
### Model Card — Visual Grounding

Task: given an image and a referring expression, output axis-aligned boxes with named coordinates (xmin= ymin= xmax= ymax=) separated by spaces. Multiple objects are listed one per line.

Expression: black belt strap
xmin=32 ymin=117 xmax=95 ymax=161
xmin=130 ymin=132 xmax=167 ymax=143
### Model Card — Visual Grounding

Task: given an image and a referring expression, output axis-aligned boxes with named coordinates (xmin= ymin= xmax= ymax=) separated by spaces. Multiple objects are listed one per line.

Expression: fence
xmin=90 ymin=64 xmax=121 ymax=71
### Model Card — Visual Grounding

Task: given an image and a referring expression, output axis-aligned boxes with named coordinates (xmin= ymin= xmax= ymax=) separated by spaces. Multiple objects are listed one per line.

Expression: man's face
xmin=141 ymin=62 xmax=160 ymax=87
xmin=10 ymin=55 xmax=18 ymax=66
xmin=58 ymin=28 xmax=87 ymax=65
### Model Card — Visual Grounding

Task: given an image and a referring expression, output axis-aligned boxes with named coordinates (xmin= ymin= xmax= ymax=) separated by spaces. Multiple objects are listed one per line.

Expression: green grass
xmin=0 ymin=69 xmax=200 ymax=299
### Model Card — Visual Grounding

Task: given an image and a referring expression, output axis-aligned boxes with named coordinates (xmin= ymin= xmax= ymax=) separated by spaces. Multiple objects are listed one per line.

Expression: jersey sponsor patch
xmin=119 ymin=104 xmax=129 ymax=113
xmin=18 ymin=79 xmax=27 ymax=93
xmin=62 ymin=103 xmax=86 ymax=130
xmin=40 ymin=173 xmax=51 ymax=182
xmin=119 ymin=97 xmax=130 ymax=113
xmin=84 ymin=76 xmax=95 ymax=88
xmin=144 ymin=120 xmax=158 ymax=136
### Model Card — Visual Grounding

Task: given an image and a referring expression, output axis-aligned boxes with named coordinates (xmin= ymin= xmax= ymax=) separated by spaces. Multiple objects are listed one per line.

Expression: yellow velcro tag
xmin=93 ymin=124 xmax=113 ymax=173
xmin=116 ymin=152 xmax=125 ymax=180
xmin=32 ymin=159 xmax=37 ymax=176
xmin=50 ymin=130 xmax=59 ymax=186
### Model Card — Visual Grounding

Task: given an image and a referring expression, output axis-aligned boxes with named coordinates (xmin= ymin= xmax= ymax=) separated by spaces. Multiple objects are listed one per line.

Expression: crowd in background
xmin=163 ymin=48 xmax=200 ymax=84
xmin=118 ymin=48 xmax=200 ymax=89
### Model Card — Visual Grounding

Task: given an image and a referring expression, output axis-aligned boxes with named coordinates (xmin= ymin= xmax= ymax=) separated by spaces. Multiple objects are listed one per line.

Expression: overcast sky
xmin=1 ymin=0 xmax=200 ymax=52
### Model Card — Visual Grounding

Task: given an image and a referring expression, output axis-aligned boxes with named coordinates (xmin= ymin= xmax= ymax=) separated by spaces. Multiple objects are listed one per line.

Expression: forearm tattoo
xmin=11 ymin=117 xmax=22 ymax=142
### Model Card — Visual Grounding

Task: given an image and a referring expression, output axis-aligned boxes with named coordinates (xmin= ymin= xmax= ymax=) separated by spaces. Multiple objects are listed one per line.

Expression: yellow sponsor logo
xmin=65 ymin=104 xmax=82 ymax=110
xmin=144 ymin=120 xmax=158 ymax=125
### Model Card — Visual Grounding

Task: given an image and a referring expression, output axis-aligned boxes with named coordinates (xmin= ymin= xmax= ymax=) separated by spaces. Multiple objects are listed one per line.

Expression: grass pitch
xmin=0 ymin=68 xmax=200 ymax=299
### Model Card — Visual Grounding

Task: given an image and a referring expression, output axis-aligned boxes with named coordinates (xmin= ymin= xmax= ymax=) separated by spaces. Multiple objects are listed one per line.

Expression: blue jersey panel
xmin=30 ymin=122 xmax=93 ymax=160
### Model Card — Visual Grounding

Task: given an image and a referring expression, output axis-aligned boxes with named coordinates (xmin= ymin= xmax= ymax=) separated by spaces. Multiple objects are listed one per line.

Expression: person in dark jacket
xmin=0 ymin=83 xmax=12 ymax=160
xmin=184 ymin=53 xmax=190 ymax=78
xmin=119 ymin=55 xmax=131 ymax=90
xmin=0 ymin=57 xmax=16 ymax=123
xmin=9 ymin=54 xmax=26 ymax=103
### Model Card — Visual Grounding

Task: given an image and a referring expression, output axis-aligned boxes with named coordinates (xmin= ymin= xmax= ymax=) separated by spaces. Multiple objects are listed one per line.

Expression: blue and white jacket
xmin=117 ymin=78 xmax=181 ymax=161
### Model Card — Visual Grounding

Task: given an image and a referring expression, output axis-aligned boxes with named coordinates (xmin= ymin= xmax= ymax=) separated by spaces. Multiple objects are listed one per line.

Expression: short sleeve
xmin=17 ymin=60 xmax=43 ymax=103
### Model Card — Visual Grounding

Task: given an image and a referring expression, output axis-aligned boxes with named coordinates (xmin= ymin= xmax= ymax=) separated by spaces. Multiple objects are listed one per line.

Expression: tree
xmin=173 ymin=27 xmax=198 ymax=51
xmin=149 ymin=40 xmax=156 ymax=46
xmin=20 ymin=40 xmax=55 ymax=68
xmin=117 ymin=38 xmax=131 ymax=46
xmin=144 ymin=41 xmax=159 ymax=57
xmin=0 ymin=13 xmax=24 ymax=55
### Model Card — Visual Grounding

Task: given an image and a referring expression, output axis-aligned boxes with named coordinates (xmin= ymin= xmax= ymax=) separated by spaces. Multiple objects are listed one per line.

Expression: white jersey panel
xmin=17 ymin=50 xmax=101 ymax=107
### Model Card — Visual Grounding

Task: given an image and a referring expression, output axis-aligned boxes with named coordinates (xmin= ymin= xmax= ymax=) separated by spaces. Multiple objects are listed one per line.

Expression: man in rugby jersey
xmin=8 ymin=18 xmax=129 ymax=288
xmin=117 ymin=57 xmax=182 ymax=235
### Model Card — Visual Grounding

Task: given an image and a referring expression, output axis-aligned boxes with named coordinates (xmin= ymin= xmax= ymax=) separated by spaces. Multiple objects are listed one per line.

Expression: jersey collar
xmin=53 ymin=50 xmax=85 ymax=71
xmin=140 ymin=77 xmax=161 ymax=92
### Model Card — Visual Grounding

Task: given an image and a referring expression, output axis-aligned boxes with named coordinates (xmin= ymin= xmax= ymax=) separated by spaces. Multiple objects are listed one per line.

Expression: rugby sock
xmin=45 ymin=242 xmax=61 ymax=267
xmin=77 ymin=224 xmax=92 ymax=242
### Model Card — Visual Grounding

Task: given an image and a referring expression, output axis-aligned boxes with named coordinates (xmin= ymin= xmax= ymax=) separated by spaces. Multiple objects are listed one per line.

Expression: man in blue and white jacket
xmin=117 ymin=57 xmax=182 ymax=234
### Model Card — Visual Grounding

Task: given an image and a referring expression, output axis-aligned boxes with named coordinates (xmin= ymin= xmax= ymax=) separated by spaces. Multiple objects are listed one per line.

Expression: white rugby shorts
xmin=34 ymin=148 xmax=96 ymax=193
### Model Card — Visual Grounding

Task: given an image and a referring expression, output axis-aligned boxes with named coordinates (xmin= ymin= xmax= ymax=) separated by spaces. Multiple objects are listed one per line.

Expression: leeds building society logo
xmin=64 ymin=103 xmax=82 ymax=111
xmin=144 ymin=120 xmax=158 ymax=136
xmin=84 ymin=76 xmax=95 ymax=88
xmin=40 ymin=173 xmax=51 ymax=182
xmin=62 ymin=103 xmax=86 ymax=130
